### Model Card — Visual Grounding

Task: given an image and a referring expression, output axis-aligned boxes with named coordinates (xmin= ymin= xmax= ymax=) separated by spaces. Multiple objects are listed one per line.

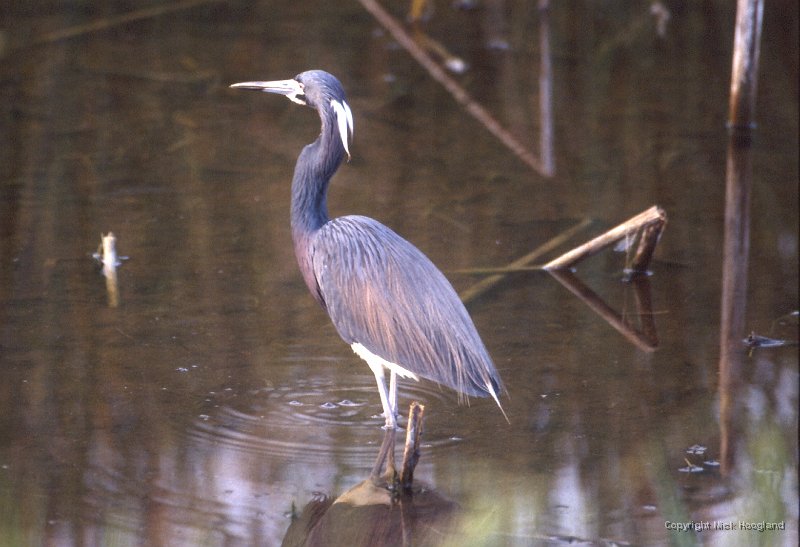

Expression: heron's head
xmin=230 ymin=70 xmax=354 ymax=158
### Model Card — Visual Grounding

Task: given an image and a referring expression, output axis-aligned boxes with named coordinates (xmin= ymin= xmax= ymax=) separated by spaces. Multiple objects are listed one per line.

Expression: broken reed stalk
xmin=400 ymin=402 xmax=425 ymax=492
xmin=628 ymin=220 xmax=664 ymax=273
xmin=356 ymin=0 xmax=549 ymax=176
xmin=459 ymin=217 xmax=592 ymax=304
xmin=543 ymin=206 xmax=666 ymax=272
xmin=728 ymin=0 xmax=764 ymax=130
xmin=98 ymin=232 xmax=120 ymax=308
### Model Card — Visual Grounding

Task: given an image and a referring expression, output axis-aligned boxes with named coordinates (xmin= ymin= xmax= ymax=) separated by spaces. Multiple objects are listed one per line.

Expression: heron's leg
xmin=388 ymin=370 xmax=398 ymax=419
xmin=368 ymin=364 xmax=397 ymax=429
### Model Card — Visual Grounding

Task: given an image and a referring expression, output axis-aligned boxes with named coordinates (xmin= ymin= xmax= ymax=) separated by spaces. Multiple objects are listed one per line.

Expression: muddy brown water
xmin=1 ymin=1 xmax=797 ymax=545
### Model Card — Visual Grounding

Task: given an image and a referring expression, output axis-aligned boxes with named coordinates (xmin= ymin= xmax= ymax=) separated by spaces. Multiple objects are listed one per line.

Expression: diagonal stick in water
xmin=459 ymin=218 xmax=592 ymax=305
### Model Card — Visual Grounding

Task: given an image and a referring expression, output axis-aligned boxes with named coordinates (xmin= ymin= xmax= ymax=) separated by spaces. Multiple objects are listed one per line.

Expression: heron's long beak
xmin=230 ymin=79 xmax=306 ymax=105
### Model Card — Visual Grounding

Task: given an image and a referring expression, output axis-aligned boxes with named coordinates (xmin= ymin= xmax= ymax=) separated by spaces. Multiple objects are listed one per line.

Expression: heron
xmin=230 ymin=70 xmax=506 ymax=429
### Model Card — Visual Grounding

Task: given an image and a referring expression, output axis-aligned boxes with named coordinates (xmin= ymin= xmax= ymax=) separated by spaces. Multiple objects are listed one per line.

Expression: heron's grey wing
xmin=311 ymin=216 xmax=502 ymax=399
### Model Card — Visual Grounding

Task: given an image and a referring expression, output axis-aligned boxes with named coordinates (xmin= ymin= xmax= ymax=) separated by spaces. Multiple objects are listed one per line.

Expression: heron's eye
xmin=293 ymin=83 xmax=307 ymax=104
xmin=288 ymin=90 xmax=307 ymax=106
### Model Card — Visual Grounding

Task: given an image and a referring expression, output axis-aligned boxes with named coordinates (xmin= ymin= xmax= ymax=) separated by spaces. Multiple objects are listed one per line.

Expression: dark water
xmin=1 ymin=1 xmax=797 ymax=545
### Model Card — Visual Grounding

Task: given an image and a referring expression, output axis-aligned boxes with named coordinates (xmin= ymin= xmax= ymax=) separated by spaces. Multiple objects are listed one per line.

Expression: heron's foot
xmin=381 ymin=412 xmax=399 ymax=430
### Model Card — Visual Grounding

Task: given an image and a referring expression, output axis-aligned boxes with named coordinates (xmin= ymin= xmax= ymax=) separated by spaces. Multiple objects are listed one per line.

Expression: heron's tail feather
xmin=486 ymin=381 xmax=509 ymax=424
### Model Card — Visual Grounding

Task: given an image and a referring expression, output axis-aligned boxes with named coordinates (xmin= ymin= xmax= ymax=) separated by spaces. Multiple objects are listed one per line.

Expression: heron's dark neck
xmin=290 ymin=109 xmax=346 ymax=239
xmin=290 ymin=108 xmax=347 ymax=304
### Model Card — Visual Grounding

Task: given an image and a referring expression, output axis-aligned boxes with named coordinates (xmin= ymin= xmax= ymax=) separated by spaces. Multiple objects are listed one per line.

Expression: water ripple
xmin=184 ymin=376 xmax=467 ymax=465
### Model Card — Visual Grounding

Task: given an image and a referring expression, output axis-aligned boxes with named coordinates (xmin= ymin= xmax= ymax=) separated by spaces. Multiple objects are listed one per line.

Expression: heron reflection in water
xmin=231 ymin=70 xmax=506 ymax=429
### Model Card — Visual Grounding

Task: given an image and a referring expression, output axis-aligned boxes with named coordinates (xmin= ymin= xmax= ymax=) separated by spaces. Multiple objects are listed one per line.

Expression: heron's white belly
xmin=351 ymin=342 xmax=419 ymax=381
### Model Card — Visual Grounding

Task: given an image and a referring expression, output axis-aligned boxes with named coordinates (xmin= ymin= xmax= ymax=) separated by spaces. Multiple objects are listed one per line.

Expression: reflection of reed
xmin=536 ymin=0 xmax=555 ymax=176
xmin=718 ymin=133 xmax=753 ymax=476
xmin=357 ymin=0 xmax=555 ymax=177
xmin=548 ymin=269 xmax=658 ymax=352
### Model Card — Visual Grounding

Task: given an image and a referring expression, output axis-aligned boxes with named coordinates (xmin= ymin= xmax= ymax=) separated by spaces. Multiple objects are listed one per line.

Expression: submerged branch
xmin=454 ymin=265 xmax=544 ymax=275
xmin=459 ymin=218 xmax=592 ymax=305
